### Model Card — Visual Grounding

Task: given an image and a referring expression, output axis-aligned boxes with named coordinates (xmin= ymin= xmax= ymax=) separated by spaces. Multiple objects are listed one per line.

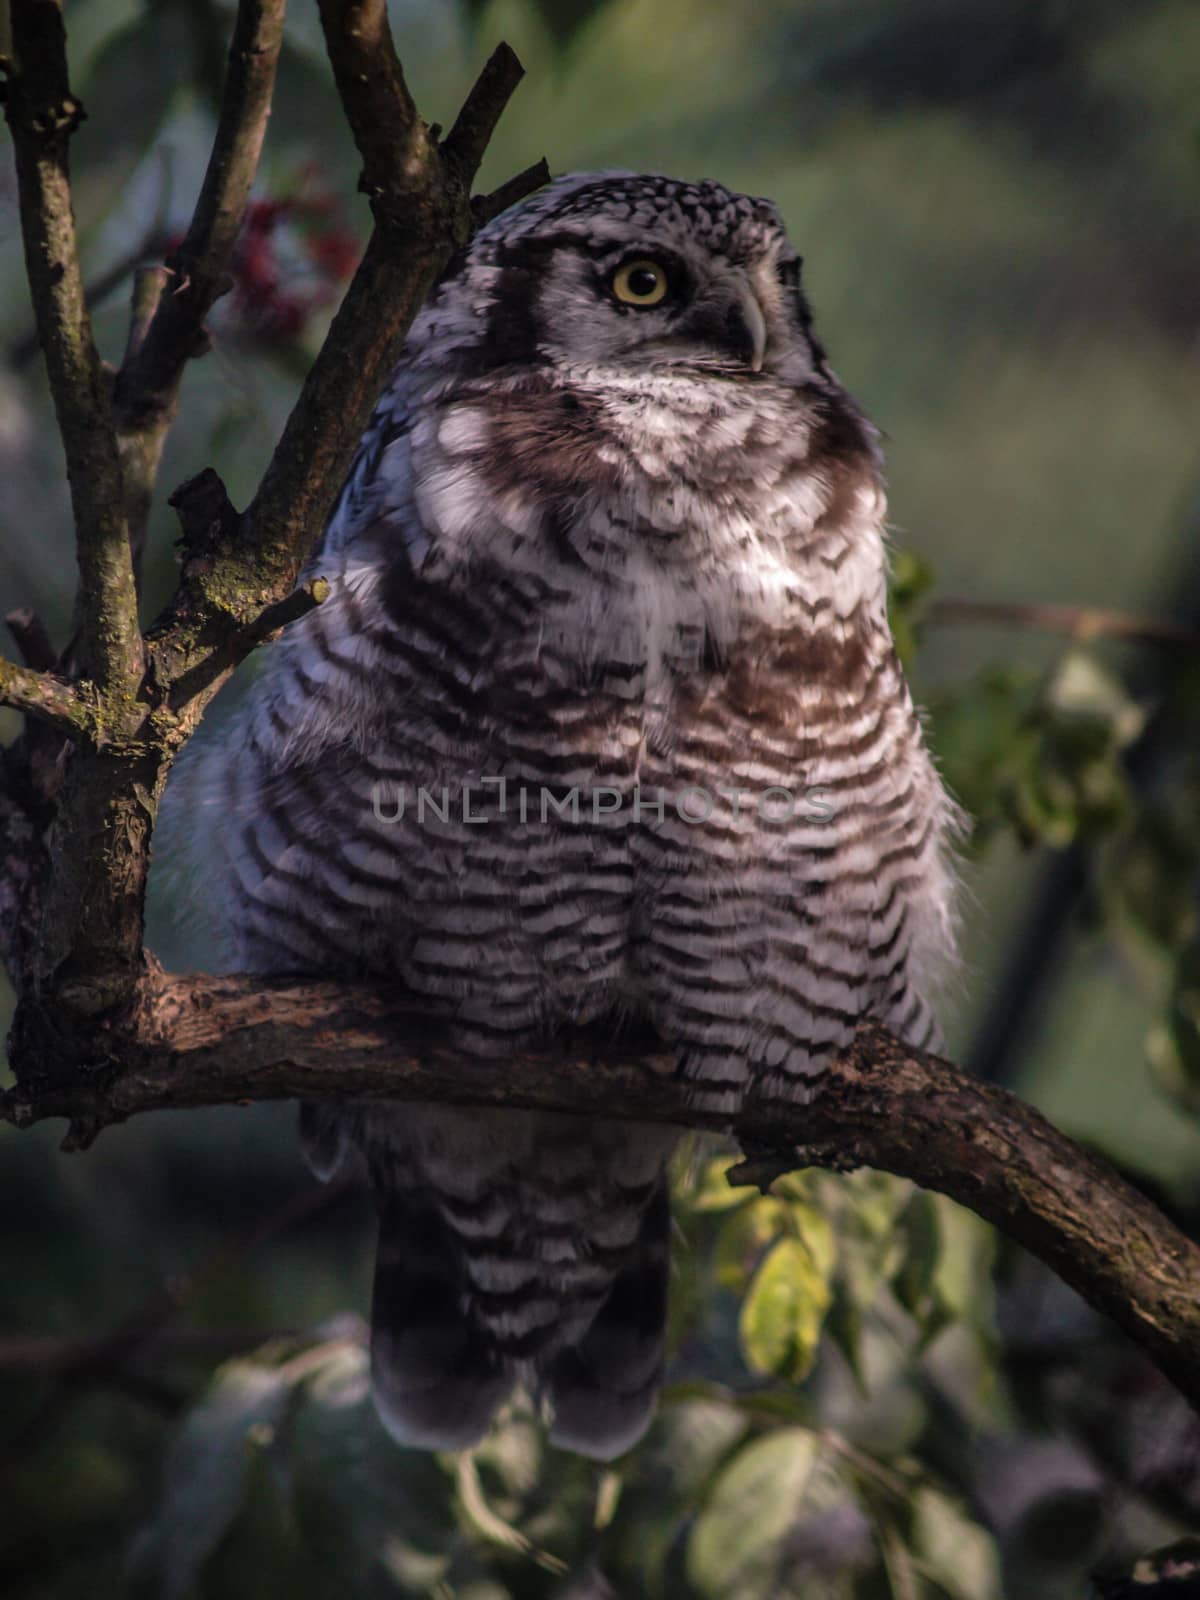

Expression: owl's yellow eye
xmin=611 ymin=259 xmax=670 ymax=307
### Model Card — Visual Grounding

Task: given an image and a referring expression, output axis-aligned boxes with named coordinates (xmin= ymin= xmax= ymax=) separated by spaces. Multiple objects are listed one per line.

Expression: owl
xmin=159 ymin=172 xmax=959 ymax=1460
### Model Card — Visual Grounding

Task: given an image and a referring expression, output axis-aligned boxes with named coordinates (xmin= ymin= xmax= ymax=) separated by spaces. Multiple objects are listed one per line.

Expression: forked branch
xmin=0 ymin=2 xmax=541 ymax=1022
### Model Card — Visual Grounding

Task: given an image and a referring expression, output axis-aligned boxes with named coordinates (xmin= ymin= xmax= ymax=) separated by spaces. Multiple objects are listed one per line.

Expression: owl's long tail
xmin=301 ymin=1103 xmax=672 ymax=1460
xmin=542 ymin=1174 xmax=670 ymax=1458
xmin=370 ymin=1187 xmax=515 ymax=1452
xmin=367 ymin=1173 xmax=671 ymax=1461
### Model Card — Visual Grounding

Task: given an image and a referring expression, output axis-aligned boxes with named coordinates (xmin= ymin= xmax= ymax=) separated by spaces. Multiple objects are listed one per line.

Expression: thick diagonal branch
xmin=149 ymin=14 xmax=543 ymax=702
xmin=236 ymin=8 xmax=532 ymax=597
xmin=5 ymin=982 xmax=1200 ymax=1416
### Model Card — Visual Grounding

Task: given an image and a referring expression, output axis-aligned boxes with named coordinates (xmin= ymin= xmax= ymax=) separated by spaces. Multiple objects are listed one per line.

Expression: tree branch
xmin=6 ymin=220 xmax=172 ymax=372
xmin=114 ymin=0 xmax=286 ymax=422
xmin=235 ymin=9 xmax=543 ymax=603
xmin=0 ymin=656 xmax=96 ymax=741
xmin=472 ymin=158 xmax=553 ymax=228
xmin=5 ymin=979 xmax=1200 ymax=1416
xmin=234 ymin=4 xmax=470 ymax=597
xmin=5 ymin=608 xmax=59 ymax=673
xmin=0 ymin=6 xmax=534 ymax=1028
xmin=109 ymin=0 xmax=287 ymax=593
xmin=315 ymin=0 xmax=429 ymax=208
xmin=928 ymin=597 xmax=1200 ymax=651
xmin=440 ymin=42 xmax=527 ymax=188
xmin=117 ymin=264 xmax=172 ymax=588
xmin=2 ymin=0 xmax=141 ymax=699
xmin=142 ymin=15 xmax=544 ymax=712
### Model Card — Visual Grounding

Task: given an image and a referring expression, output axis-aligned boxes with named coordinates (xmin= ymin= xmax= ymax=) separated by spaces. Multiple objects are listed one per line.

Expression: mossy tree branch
xmin=2 ymin=0 xmax=141 ymax=700
xmin=5 ymin=987 xmax=1200 ymax=1417
xmin=0 ymin=657 xmax=98 ymax=743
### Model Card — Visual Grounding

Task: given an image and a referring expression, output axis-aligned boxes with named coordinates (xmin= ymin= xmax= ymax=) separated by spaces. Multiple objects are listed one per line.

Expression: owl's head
xmin=374 ymin=171 xmax=881 ymax=609
xmin=411 ymin=172 xmax=826 ymax=389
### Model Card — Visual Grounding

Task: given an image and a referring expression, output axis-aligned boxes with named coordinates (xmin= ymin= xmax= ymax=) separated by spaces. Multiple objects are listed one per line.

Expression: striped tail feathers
xmin=544 ymin=1176 xmax=671 ymax=1461
xmin=370 ymin=1190 xmax=515 ymax=1453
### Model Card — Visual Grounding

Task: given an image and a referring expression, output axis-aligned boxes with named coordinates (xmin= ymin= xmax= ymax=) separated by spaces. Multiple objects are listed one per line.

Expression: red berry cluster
xmin=171 ymin=169 xmax=361 ymax=344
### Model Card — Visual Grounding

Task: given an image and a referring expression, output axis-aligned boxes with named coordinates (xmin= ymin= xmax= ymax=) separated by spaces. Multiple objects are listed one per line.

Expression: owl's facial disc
xmin=417 ymin=175 xmax=821 ymax=388
xmin=532 ymin=241 xmax=780 ymax=379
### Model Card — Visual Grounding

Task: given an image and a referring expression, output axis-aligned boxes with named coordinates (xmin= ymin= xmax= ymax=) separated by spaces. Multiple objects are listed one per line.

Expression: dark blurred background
xmin=2 ymin=3 xmax=1199 ymax=1596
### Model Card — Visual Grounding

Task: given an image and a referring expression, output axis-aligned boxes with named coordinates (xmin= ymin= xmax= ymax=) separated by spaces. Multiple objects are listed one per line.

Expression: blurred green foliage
xmin=2 ymin=1 xmax=1200 ymax=1597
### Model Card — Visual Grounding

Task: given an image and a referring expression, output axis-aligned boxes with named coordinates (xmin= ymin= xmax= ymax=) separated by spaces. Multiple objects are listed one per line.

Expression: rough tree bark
xmin=2 ymin=0 xmax=1199 ymax=1435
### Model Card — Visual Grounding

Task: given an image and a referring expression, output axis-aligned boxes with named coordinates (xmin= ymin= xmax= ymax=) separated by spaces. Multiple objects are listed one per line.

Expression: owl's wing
xmin=305 ymin=359 xmax=422 ymax=581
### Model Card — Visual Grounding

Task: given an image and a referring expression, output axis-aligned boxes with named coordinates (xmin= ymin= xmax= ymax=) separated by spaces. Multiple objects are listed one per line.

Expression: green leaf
xmin=824 ymin=1295 xmax=868 ymax=1391
xmin=1044 ymin=651 xmax=1145 ymax=746
xmin=686 ymin=1429 xmax=818 ymax=1600
xmin=925 ymin=666 xmax=1041 ymax=841
xmin=875 ymin=1506 xmax=921 ymax=1600
xmin=790 ymin=1200 xmax=838 ymax=1282
xmin=1169 ymin=939 xmax=1200 ymax=1085
xmin=286 ymin=1341 xmax=470 ymax=1588
xmin=1147 ymin=939 xmax=1200 ymax=1120
xmin=892 ymin=1192 xmax=995 ymax=1344
xmin=1106 ymin=801 xmax=1200 ymax=956
xmin=714 ymin=1197 xmax=787 ymax=1291
xmin=824 ymin=1171 xmax=911 ymax=1319
xmin=134 ymin=1358 xmax=294 ymax=1600
xmin=910 ymin=1486 xmax=1002 ymax=1600
xmin=892 ymin=1191 xmax=941 ymax=1324
xmin=740 ymin=1235 xmax=834 ymax=1383
xmin=887 ymin=547 xmax=938 ymax=668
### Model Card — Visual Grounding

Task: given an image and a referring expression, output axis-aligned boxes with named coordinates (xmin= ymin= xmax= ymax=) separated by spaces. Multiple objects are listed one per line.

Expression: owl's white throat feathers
xmin=405 ymin=364 xmax=889 ymax=689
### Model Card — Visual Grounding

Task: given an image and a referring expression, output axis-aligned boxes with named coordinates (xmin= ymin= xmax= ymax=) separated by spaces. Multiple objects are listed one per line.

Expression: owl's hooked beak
xmin=659 ymin=278 xmax=771 ymax=374
xmin=738 ymin=286 xmax=768 ymax=374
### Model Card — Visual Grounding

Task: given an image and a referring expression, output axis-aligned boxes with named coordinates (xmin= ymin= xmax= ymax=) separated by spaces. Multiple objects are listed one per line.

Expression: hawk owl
xmin=158 ymin=172 xmax=960 ymax=1460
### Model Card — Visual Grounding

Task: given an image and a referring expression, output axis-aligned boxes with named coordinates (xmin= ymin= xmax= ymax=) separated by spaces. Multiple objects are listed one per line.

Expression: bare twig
xmin=5 ymin=977 xmax=1200 ymax=1418
xmin=472 ymin=158 xmax=552 ymax=228
xmin=235 ymin=0 xmax=455 ymax=594
xmin=2 ymin=0 xmax=141 ymax=699
xmin=5 ymin=609 xmax=58 ymax=673
xmin=439 ymin=42 xmax=527 ymax=188
xmin=928 ymin=597 xmax=1200 ymax=651
xmin=108 ymin=0 xmax=287 ymax=600
xmin=117 ymin=265 xmax=173 ymax=586
xmin=114 ymin=0 xmax=287 ymax=421
xmin=0 ymin=657 xmax=95 ymax=741
xmin=6 ymin=224 xmax=173 ymax=371
xmin=238 ymin=577 xmax=331 ymax=649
